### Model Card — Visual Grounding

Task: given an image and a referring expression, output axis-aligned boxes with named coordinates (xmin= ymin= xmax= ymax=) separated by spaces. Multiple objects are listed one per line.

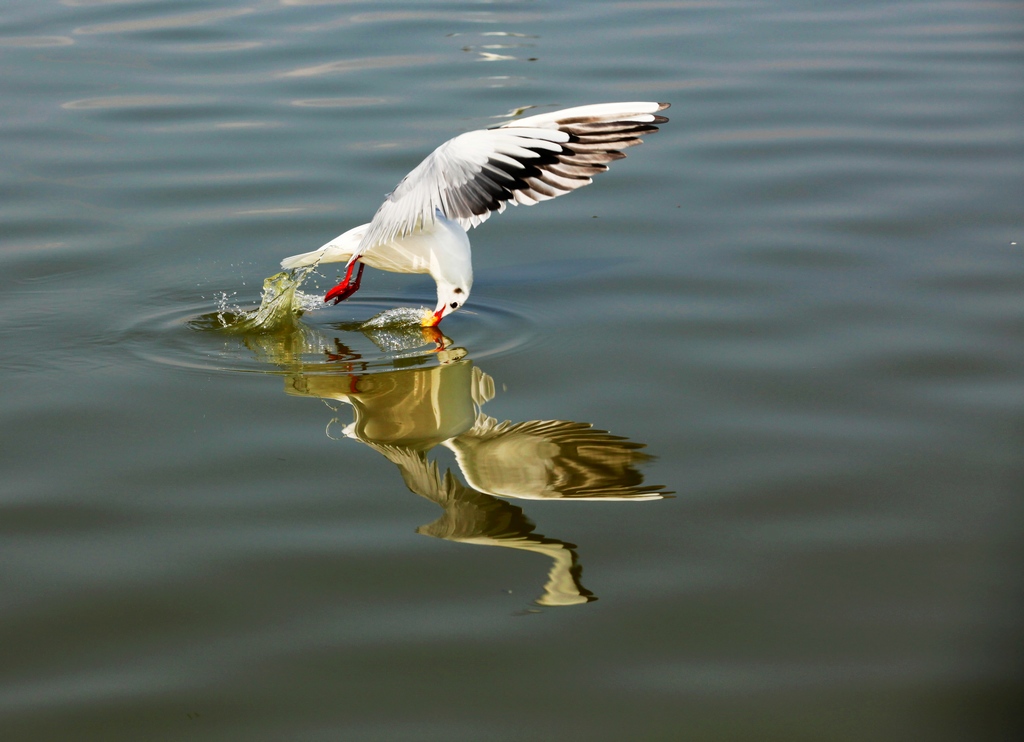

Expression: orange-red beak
xmin=420 ymin=308 xmax=444 ymax=327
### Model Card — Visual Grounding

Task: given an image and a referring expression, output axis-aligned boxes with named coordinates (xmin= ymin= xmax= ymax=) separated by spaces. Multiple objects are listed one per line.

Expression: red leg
xmin=324 ymin=261 xmax=365 ymax=304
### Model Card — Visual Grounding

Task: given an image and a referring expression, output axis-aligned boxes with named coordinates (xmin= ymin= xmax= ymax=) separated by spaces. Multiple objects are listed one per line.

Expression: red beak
xmin=421 ymin=308 xmax=444 ymax=327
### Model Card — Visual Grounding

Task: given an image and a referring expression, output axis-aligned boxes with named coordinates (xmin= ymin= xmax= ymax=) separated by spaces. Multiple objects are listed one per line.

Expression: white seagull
xmin=281 ymin=102 xmax=670 ymax=326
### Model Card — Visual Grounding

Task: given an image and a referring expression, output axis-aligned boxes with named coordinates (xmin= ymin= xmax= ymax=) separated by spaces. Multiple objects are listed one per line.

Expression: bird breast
xmin=361 ymin=213 xmax=472 ymax=286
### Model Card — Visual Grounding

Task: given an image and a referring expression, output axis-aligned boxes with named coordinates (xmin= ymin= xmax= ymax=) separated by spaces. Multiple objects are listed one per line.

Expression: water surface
xmin=1 ymin=1 xmax=1022 ymax=740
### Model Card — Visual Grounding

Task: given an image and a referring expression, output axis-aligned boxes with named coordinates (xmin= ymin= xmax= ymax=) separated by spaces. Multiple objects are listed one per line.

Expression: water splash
xmin=331 ymin=305 xmax=439 ymax=354
xmin=190 ymin=272 xmax=447 ymax=362
xmin=192 ymin=269 xmax=315 ymax=333
xmin=358 ymin=306 xmax=433 ymax=330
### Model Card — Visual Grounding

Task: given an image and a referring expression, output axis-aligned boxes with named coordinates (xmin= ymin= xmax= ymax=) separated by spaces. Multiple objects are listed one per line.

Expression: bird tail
xmin=280 ymin=248 xmax=331 ymax=270
xmin=280 ymin=222 xmax=370 ymax=270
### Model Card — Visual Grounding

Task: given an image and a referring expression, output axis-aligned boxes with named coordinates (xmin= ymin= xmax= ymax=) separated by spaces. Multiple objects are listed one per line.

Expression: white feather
xmin=279 ymin=102 xmax=669 ymax=321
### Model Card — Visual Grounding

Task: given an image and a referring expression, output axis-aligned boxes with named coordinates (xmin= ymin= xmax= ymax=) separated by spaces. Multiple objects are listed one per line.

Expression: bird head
xmin=422 ymin=280 xmax=470 ymax=327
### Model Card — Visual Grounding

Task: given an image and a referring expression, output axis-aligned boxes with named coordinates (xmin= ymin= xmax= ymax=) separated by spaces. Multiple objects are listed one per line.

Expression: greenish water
xmin=2 ymin=1 xmax=1022 ymax=740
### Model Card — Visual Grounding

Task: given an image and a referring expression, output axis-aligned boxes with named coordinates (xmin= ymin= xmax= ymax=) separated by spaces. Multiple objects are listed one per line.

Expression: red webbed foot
xmin=324 ymin=261 xmax=365 ymax=304
xmin=324 ymin=281 xmax=358 ymax=304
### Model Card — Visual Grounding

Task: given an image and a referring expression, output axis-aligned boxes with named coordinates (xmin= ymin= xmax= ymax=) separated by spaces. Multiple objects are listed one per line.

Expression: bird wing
xmin=356 ymin=101 xmax=670 ymax=251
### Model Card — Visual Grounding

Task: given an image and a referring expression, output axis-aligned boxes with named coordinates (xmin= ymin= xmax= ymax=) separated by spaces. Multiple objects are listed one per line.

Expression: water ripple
xmin=289 ymin=97 xmax=388 ymax=108
xmin=61 ymin=95 xmax=203 ymax=111
xmin=279 ymin=54 xmax=445 ymax=79
xmin=73 ymin=8 xmax=254 ymax=35
xmin=123 ymin=296 xmax=535 ymax=376
xmin=0 ymin=36 xmax=74 ymax=47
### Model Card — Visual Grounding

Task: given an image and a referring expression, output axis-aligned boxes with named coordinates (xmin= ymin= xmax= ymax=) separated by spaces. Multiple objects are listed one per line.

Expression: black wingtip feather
xmin=412 ymin=105 xmax=671 ymax=233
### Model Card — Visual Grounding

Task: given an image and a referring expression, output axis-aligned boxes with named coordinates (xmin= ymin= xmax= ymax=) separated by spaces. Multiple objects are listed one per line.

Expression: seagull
xmin=281 ymin=102 xmax=670 ymax=326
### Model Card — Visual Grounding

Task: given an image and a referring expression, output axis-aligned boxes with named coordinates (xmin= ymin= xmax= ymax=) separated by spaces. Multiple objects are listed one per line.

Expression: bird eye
xmin=450 ymin=302 xmax=459 ymax=309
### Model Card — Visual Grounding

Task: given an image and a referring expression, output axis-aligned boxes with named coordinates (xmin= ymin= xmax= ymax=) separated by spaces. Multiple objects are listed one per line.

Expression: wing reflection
xmin=375 ymin=445 xmax=594 ymax=607
xmin=446 ymin=417 xmax=665 ymax=501
xmin=273 ymin=321 xmax=669 ymax=606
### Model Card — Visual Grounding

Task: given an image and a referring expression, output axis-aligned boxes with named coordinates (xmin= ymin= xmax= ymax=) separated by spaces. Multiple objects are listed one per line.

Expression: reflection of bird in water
xmin=446 ymin=417 xmax=664 ymax=501
xmin=373 ymin=445 xmax=595 ymax=607
xmin=284 ymin=345 xmax=669 ymax=607
xmin=280 ymin=102 xmax=669 ymax=326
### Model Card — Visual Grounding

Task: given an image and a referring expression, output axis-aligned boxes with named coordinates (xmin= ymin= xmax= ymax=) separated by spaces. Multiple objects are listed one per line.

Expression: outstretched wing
xmin=357 ymin=102 xmax=670 ymax=251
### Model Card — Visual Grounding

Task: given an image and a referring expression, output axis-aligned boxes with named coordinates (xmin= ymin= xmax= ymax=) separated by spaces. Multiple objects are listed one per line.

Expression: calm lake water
xmin=2 ymin=1 xmax=1022 ymax=740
